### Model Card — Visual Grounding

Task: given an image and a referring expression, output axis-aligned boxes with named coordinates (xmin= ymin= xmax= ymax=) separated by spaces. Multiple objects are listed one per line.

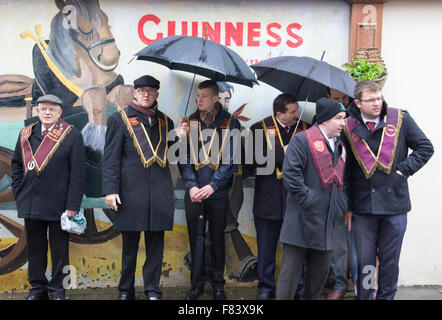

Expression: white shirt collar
xmin=361 ymin=114 xmax=380 ymax=128
xmin=318 ymin=126 xmax=336 ymax=152
xmin=41 ymin=124 xmax=55 ymax=133
xmin=274 ymin=115 xmax=289 ymax=129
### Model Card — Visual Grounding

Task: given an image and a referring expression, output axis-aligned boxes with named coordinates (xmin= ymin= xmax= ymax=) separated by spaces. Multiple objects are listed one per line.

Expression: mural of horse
xmin=23 ymin=0 xmax=133 ymax=176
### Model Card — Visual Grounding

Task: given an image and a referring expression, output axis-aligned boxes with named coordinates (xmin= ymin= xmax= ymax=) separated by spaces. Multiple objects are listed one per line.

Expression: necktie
xmin=42 ymin=129 xmax=49 ymax=137
xmin=366 ymin=121 xmax=376 ymax=132
xmin=284 ymin=126 xmax=290 ymax=134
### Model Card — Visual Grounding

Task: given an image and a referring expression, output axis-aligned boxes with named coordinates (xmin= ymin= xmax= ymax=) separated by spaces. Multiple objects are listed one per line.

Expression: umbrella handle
xmin=184 ymin=72 xmax=197 ymax=116
xmin=293 ymin=50 xmax=326 ymax=133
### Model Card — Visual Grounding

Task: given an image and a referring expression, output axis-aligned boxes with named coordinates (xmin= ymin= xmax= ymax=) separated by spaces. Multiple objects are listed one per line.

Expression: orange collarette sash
xmin=187 ymin=116 xmax=232 ymax=171
xmin=261 ymin=115 xmax=308 ymax=179
xmin=304 ymin=126 xmax=345 ymax=190
xmin=344 ymin=107 xmax=403 ymax=179
xmin=119 ymin=107 xmax=169 ymax=168
xmin=21 ymin=119 xmax=72 ymax=176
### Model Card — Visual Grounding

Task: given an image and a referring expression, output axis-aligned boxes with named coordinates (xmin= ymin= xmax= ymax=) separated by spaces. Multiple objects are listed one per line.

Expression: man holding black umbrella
xmin=244 ymin=93 xmax=307 ymax=300
xmin=179 ymin=80 xmax=240 ymax=300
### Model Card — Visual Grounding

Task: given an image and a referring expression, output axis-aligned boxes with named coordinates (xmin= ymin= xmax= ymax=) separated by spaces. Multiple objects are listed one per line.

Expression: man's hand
xmin=66 ymin=210 xmax=78 ymax=218
xmin=195 ymin=185 xmax=215 ymax=200
xmin=284 ymin=145 xmax=288 ymax=154
xmin=177 ymin=117 xmax=189 ymax=140
xmin=344 ymin=211 xmax=353 ymax=232
xmin=189 ymin=186 xmax=201 ymax=203
xmin=106 ymin=194 xmax=121 ymax=211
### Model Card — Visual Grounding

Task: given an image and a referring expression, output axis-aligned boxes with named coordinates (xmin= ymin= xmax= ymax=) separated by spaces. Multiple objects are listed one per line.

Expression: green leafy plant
xmin=342 ymin=58 xmax=385 ymax=81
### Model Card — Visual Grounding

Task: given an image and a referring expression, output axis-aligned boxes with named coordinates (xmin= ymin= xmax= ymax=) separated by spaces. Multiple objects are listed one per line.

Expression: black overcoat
xmin=102 ymin=105 xmax=175 ymax=231
xmin=11 ymin=122 xmax=86 ymax=221
xmin=243 ymin=116 xmax=299 ymax=220
xmin=279 ymin=127 xmax=348 ymax=251
xmin=342 ymin=101 xmax=434 ymax=215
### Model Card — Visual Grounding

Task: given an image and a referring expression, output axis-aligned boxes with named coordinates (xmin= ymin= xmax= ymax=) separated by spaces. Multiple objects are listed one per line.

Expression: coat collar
xmin=126 ymin=104 xmax=162 ymax=127
xmin=189 ymin=102 xmax=230 ymax=128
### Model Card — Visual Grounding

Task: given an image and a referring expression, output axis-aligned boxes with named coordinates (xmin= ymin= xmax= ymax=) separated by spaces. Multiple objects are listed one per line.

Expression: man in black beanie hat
xmin=276 ymin=97 xmax=348 ymax=300
xmin=103 ymin=74 xmax=186 ymax=300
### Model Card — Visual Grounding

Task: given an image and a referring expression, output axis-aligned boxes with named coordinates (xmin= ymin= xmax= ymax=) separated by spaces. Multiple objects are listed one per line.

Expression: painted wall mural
xmin=0 ymin=0 xmax=350 ymax=291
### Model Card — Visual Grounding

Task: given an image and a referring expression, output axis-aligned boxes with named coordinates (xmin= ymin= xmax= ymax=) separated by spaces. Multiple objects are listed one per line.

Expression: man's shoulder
xmin=250 ymin=115 xmax=272 ymax=130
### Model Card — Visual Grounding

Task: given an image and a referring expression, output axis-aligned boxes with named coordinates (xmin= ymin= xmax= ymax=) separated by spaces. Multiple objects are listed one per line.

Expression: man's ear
xmin=354 ymin=99 xmax=362 ymax=109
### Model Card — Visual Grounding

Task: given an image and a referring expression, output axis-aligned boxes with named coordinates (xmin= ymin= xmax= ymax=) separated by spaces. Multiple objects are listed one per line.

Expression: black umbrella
xmin=132 ymin=35 xmax=258 ymax=114
xmin=250 ymin=55 xmax=356 ymax=102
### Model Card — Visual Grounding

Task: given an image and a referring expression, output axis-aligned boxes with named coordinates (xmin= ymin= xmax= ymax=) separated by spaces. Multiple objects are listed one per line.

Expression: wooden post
xmin=347 ymin=0 xmax=385 ymax=61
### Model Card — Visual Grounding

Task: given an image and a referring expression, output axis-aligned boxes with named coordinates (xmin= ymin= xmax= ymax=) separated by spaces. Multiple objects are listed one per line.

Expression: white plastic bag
xmin=60 ymin=211 xmax=87 ymax=235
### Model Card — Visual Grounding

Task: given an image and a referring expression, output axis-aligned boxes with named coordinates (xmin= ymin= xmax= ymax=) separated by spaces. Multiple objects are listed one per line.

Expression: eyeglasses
xmin=38 ymin=107 xmax=61 ymax=113
xmin=136 ymin=88 xmax=157 ymax=96
xmin=359 ymin=96 xmax=383 ymax=104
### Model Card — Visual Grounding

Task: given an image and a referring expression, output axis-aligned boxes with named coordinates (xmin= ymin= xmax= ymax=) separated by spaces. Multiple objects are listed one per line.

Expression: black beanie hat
xmin=313 ymin=97 xmax=347 ymax=124
xmin=134 ymin=75 xmax=160 ymax=90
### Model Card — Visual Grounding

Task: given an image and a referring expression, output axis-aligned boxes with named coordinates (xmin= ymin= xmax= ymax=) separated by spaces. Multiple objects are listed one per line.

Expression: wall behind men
xmin=382 ymin=0 xmax=442 ymax=286
xmin=0 ymin=0 xmax=351 ymax=291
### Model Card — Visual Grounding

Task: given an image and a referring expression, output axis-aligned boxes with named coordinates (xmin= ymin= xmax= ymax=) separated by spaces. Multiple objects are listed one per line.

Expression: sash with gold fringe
xmin=304 ymin=126 xmax=345 ymax=189
xmin=187 ymin=116 xmax=232 ymax=171
xmin=21 ymin=119 xmax=72 ymax=176
xmin=344 ymin=107 xmax=403 ymax=179
xmin=261 ymin=115 xmax=307 ymax=179
xmin=119 ymin=107 xmax=169 ymax=168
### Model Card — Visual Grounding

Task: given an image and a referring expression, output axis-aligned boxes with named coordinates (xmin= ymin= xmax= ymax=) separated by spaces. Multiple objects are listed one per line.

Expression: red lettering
xmin=266 ymin=23 xmax=281 ymax=47
xmin=192 ymin=21 xmax=198 ymax=37
xmin=247 ymin=22 xmax=261 ymax=47
xmin=182 ymin=21 xmax=188 ymax=36
xmin=286 ymin=23 xmax=303 ymax=48
xmin=225 ymin=22 xmax=243 ymax=46
xmin=168 ymin=21 xmax=176 ymax=36
xmin=202 ymin=22 xmax=221 ymax=42
xmin=138 ymin=14 xmax=163 ymax=45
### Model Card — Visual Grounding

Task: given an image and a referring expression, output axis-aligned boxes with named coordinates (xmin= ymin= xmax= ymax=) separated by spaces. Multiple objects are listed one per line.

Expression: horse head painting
xmin=18 ymin=0 xmax=133 ymax=195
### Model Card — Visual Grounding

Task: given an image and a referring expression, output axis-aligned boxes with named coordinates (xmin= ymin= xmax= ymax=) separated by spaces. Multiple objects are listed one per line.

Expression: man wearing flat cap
xmin=103 ymin=75 xmax=186 ymax=300
xmin=11 ymin=94 xmax=86 ymax=300
xmin=276 ymin=98 xmax=348 ymax=300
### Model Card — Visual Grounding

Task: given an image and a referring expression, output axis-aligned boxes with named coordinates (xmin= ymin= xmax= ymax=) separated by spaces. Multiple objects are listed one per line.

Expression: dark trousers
xmin=328 ymin=215 xmax=349 ymax=291
xmin=352 ymin=213 xmax=407 ymax=300
xmin=254 ymin=215 xmax=282 ymax=294
xmin=118 ymin=231 xmax=164 ymax=298
xmin=184 ymin=193 xmax=227 ymax=290
xmin=276 ymin=244 xmax=333 ymax=300
xmin=24 ymin=218 xmax=70 ymax=299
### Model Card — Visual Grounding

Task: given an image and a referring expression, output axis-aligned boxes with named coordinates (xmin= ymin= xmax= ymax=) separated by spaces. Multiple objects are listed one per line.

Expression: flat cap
xmin=134 ymin=75 xmax=160 ymax=90
xmin=36 ymin=94 xmax=63 ymax=106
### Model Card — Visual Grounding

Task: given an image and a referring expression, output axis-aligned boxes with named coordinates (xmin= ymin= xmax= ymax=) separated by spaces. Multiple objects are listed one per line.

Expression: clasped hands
xmin=189 ymin=185 xmax=215 ymax=202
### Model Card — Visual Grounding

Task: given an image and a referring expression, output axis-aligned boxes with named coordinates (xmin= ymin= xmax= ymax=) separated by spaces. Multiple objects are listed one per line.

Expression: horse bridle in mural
xmin=69 ymin=28 xmax=119 ymax=72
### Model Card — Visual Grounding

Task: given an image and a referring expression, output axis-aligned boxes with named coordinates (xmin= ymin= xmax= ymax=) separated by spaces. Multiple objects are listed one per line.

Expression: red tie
xmin=366 ymin=121 xmax=376 ymax=132
xmin=42 ymin=129 xmax=49 ymax=137
xmin=284 ymin=126 xmax=290 ymax=134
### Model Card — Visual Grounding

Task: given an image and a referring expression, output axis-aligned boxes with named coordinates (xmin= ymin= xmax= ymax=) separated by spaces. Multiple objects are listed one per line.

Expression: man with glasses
xmin=11 ymin=94 xmax=85 ymax=300
xmin=342 ymin=80 xmax=433 ymax=300
xmin=103 ymin=75 xmax=185 ymax=300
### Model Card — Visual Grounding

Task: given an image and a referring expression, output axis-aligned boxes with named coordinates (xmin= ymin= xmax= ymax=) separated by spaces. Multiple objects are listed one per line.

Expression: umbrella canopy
xmin=250 ymin=55 xmax=356 ymax=102
xmin=133 ymin=35 xmax=258 ymax=88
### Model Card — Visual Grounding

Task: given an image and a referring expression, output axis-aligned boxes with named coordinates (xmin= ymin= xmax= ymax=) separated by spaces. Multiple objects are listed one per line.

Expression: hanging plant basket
xmin=343 ymin=47 xmax=388 ymax=89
